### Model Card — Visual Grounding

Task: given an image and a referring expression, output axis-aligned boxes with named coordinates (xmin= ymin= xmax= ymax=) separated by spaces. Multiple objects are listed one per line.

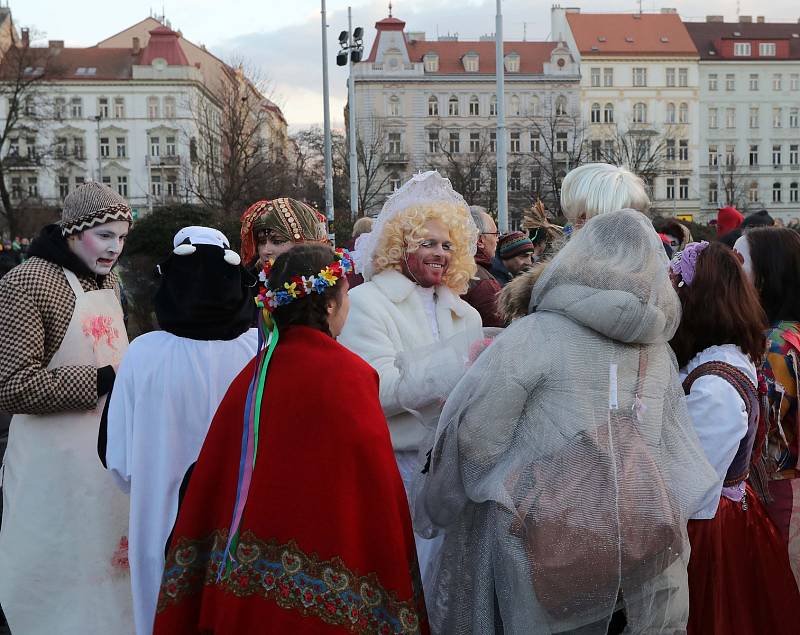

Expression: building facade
xmin=686 ymin=17 xmax=800 ymax=220
xmin=351 ymin=14 xmax=581 ymax=223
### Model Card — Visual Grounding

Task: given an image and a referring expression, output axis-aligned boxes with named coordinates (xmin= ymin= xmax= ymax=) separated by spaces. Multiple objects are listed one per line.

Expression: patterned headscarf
xmin=670 ymin=241 xmax=709 ymax=287
xmin=239 ymin=198 xmax=328 ymax=265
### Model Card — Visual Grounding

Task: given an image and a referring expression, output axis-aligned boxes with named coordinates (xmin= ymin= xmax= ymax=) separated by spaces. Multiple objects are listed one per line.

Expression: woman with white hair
xmin=560 ymin=163 xmax=650 ymax=229
xmin=416 ymin=209 xmax=719 ymax=634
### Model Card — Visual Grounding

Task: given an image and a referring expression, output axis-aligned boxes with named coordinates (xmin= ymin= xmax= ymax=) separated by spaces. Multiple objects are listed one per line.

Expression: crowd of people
xmin=1 ymin=164 xmax=800 ymax=634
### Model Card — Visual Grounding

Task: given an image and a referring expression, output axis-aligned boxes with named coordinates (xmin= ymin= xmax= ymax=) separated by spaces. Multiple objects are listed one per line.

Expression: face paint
xmin=733 ymin=234 xmax=754 ymax=280
xmin=402 ymin=219 xmax=453 ymax=288
xmin=67 ymin=220 xmax=129 ymax=275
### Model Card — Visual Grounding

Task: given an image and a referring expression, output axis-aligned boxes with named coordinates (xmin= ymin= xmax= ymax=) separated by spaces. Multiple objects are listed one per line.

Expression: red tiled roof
xmin=685 ymin=21 xmax=800 ymax=60
xmin=0 ymin=46 xmax=135 ymax=81
xmin=406 ymin=40 xmax=558 ymax=74
xmin=139 ymin=26 xmax=190 ymax=66
xmin=566 ymin=12 xmax=698 ymax=56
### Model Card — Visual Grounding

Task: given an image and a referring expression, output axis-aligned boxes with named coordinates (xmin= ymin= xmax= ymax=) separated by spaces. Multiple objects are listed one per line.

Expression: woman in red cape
xmin=154 ymin=244 xmax=428 ymax=635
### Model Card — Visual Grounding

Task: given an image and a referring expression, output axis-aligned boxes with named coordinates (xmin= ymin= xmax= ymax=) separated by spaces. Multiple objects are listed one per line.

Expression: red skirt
xmin=687 ymin=484 xmax=800 ymax=634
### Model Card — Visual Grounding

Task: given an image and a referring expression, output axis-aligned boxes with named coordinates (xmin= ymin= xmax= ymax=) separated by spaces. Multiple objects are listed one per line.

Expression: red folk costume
xmin=154 ymin=326 xmax=428 ymax=635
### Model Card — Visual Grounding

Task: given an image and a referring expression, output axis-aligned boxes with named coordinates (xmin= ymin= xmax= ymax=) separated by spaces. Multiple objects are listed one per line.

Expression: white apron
xmin=0 ymin=268 xmax=134 ymax=634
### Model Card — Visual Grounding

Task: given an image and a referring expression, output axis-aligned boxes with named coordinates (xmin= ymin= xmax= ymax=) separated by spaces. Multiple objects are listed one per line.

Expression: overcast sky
xmin=13 ymin=0 xmax=800 ymax=130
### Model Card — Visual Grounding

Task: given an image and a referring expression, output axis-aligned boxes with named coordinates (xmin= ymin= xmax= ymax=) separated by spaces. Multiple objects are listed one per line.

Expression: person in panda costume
xmin=101 ymin=226 xmax=259 ymax=635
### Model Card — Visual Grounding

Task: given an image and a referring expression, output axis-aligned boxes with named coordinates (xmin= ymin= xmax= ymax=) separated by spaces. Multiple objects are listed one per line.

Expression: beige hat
xmin=60 ymin=181 xmax=132 ymax=236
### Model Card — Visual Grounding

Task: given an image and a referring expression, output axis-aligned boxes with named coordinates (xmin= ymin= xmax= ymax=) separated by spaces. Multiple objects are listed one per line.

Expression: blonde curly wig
xmin=371 ymin=202 xmax=478 ymax=294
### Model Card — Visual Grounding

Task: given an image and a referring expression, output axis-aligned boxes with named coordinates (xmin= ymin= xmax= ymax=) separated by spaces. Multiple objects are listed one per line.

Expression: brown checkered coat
xmin=0 ymin=257 xmax=122 ymax=414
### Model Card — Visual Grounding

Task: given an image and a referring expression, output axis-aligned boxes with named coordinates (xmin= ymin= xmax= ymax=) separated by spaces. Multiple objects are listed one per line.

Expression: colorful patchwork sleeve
xmin=763 ymin=333 xmax=800 ymax=474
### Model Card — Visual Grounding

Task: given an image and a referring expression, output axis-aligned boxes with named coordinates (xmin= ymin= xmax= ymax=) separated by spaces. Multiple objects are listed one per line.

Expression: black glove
xmin=96 ymin=365 xmax=116 ymax=397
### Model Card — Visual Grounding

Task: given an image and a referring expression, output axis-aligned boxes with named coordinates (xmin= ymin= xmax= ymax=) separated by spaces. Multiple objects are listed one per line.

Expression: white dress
xmin=0 ymin=268 xmax=134 ymax=635
xmin=104 ymin=328 xmax=258 ymax=635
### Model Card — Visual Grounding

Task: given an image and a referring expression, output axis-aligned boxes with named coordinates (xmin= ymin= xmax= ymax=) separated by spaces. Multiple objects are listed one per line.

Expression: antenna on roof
xmin=388 ymin=1 xmax=392 ymax=18
xmin=523 ymin=22 xmax=527 ymax=41
xmin=736 ymin=0 xmax=741 ymax=21
xmin=637 ymin=0 xmax=642 ymax=15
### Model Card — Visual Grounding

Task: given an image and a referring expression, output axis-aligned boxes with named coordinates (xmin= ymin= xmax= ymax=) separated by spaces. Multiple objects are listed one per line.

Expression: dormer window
xmin=463 ymin=52 xmax=479 ymax=72
xmin=760 ymin=42 xmax=777 ymax=56
xmin=734 ymin=42 xmax=751 ymax=56
xmin=504 ymin=53 xmax=520 ymax=73
xmin=423 ymin=53 xmax=439 ymax=73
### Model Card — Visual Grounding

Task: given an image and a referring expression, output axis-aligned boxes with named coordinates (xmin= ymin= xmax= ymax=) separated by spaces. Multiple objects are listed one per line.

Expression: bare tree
xmin=354 ymin=117 xmax=392 ymax=214
xmin=718 ymin=157 xmax=751 ymax=211
xmin=289 ymin=125 xmax=348 ymax=211
xmin=429 ymin=127 xmax=496 ymax=207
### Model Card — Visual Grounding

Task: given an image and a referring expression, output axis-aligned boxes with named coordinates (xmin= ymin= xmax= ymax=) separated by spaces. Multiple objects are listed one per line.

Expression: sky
xmin=12 ymin=0 xmax=800 ymax=130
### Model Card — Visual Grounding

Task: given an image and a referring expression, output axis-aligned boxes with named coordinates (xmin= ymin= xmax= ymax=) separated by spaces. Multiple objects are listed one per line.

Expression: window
xmin=708 ymin=144 xmax=718 ymax=167
xmin=792 ymin=183 xmax=799 ymax=203
xmin=773 ymin=182 xmax=782 ymax=203
xmin=749 ymin=107 xmax=759 ymax=128
xmin=666 ymin=177 xmax=675 ymax=200
xmin=73 ymin=138 xmax=84 ymax=159
xmin=749 ymin=182 xmax=759 ymax=203
xmin=529 ymin=132 xmax=539 ymax=153
xmin=633 ymin=102 xmax=647 ymax=123
xmin=164 ymin=96 xmax=176 ymax=118
xmin=679 ymin=102 xmax=688 ymax=124
xmin=489 ymin=96 xmax=497 ymax=117
xmin=678 ymin=68 xmax=688 ymax=87
xmin=633 ymin=67 xmax=647 ymax=87
xmin=726 ymin=107 xmax=736 ymax=129
xmin=679 ymin=178 xmax=689 ymax=200
xmin=25 ymin=136 xmax=35 ymax=158
xmin=665 ymin=139 xmax=676 ymax=161
xmin=148 ymin=96 xmax=160 ymax=119
xmin=556 ymin=132 xmax=568 ymax=153
xmin=117 ymin=175 xmax=128 ymax=197
xmin=734 ymin=42 xmax=752 ymax=56
xmin=58 ymin=176 xmax=69 ymax=198
xmin=509 ymin=170 xmax=521 ymax=192
xmin=603 ymin=68 xmax=613 ymax=87
xmin=423 ymin=54 xmax=439 ymax=73
xmin=26 ymin=176 xmax=37 ymax=197
xmin=791 ymin=144 xmax=799 ymax=166
xmin=54 ymin=97 xmax=66 ymax=120
xmin=708 ymin=108 xmax=718 ymax=129
xmin=448 ymin=131 xmax=460 ymax=153
xmin=116 ymin=137 xmax=126 ymax=158
xmin=591 ymin=140 xmax=602 ymax=161
xmin=150 ymin=136 xmax=160 ymax=157
xmin=10 ymin=176 xmax=21 ymax=199
xmin=448 ymin=96 xmax=459 ymax=116
xmin=679 ymin=139 xmax=689 ymax=162
xmin=792 ymin=74 xmax=800 ymax=91
xmin=55 ymin=137 xmax=67 ymax=158
xmin=151 ymin=174 xmax=162 ymax=198
xmin=709 ymin=182 xmax=718 ymax=204
xmin=23 ymin=95 xmax=35 ymax=117
xmin=490 ymin=132 xmax=496 ymax=152
xmin=591 ymin=103 xmax=601 ymax=124
xmin=469 ymin=131 xmax=480 ymax=153
xmin=749 ymin=74 xmax=759 ymax=91
xmin=387 ymin=95 xmax=401 ymax=117
xmin=531 ymin=170 xmax=541 ymax=192
xmin=708 ymin=73 xmax=718 ymax=91
xmin=510 ymin=131 xmax=520 ymax=153
xmin=428 ymin=96 xmax=439 ymax=117
xmin=774 ymin=108 xmax=783 ymax=128
xmin=98 ymin=97 xmax=109 ymax=118
xmin=428 ymin=131 xmax=439 ymax=153
xmin=726 ymin=74 xmax=735 ymax=91
xmin=70 ymin=97 xmax=83 ymax=118
xmin=165 ymin=135 xmax=177 ymax=156
xmin=389 ymin=173 xmax=401 ymax=191
xmin=591 ymin=67 xmax=601 ymax=87
xmin=74 ymin=176 xmax=85 ymax=188
xmin=555 ymin=96 xmax=567 ymax=116
xmin=760 ymin=42 xmax=777 ymax=57
xmin=529 ymin=97 xmax=539 ymax=116
xmin=726 ymin=144 xmax=735 ymax=166
xmin=603 ymin=103 xmax=614 ymax=123
xmin=774 ymin=144 xmax=783 ymax=166
xmin=750 ymin=144 xmax=759 ymax=166
xmin=666 ymin=103 xmax=676 ymax=124
xmin=387 ymin=132 xmax=401 ymax=154
xmin=603 ymin=139 xmax=614 ymax=159
xmin=666 ymin=68 xmax=675 ymax=87
xmin=469 ymin=95 xmax=480 ymax=116
xmin=114 ymin=97 xmax=125 ymax=118
xmin=99 ymin=137 xmax=109 ymax=158
xmin=791 ymin=108 xmax=799 ymax=128
xmin=166 ymin=177 xmax=178 ymax=197
xmin=510 ymin=95 xmax=520 ymax=117
xmin=470 ymin=176 xmax=481 ymax=193
xmin=101 ymin=175 xmax=111 ymax=187
xmin=774 ymin=74 xmax=783 ymax=91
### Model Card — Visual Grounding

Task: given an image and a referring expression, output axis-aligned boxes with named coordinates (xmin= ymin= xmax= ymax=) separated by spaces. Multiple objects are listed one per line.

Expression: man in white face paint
xmin=0 ymin=181 xmax=134 ymax=634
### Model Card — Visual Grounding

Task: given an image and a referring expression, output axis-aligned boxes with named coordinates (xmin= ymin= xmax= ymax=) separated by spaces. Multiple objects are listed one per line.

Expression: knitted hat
xmin=498 ymin=231 xmax=535 ymax=259
xmin=716 ymin=206 xmax=744 ymax=237
xmin=60 ymin=181 xmax=132 ymax=236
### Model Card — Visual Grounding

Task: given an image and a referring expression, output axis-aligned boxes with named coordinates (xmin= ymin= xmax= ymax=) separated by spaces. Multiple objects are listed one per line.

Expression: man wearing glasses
xmin=462 ymin=206 xmax=504 ymax=326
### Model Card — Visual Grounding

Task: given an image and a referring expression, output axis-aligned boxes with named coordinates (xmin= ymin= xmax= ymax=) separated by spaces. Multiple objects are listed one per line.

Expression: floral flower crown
xmin=256 ymin=248 xmax=354 ymax=312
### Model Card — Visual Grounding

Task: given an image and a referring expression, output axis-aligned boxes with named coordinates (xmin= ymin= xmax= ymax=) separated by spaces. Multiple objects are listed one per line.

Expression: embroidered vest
xmin=682 ymin=361 xmax=760 ymax=486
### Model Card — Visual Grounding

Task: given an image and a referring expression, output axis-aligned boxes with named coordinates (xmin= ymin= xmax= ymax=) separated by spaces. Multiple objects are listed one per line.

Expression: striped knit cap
xmin=498 ymin=231 xmax=535 ymax=259
xmin=60 ymin=181 xmax=132 ymax=236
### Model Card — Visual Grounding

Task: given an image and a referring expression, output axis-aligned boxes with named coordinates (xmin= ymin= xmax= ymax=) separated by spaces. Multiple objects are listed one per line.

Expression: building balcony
xmin=3 ymin=154 xmax=43 ymax=169
xmin=146 ymin=155 xmax=181 ymax=167
xmin=383 ymin=152 xmax=408 ymax=165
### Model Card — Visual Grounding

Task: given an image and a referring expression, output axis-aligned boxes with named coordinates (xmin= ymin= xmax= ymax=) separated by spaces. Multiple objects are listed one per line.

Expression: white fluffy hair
xmin=560 ymin=163 xmax=650 ymax=225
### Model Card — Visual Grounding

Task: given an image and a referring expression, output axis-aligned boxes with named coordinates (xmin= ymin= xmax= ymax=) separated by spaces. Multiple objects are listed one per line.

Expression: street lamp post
xmin=321 ymin=0 xmax=335 ymax=242
xmin=337 ymin=9 xmax=364 ymax=221
xmin=94 ymin=115 xmax=103 ymax=183
xmin=495 ymin=0 xmax=508 ymax=232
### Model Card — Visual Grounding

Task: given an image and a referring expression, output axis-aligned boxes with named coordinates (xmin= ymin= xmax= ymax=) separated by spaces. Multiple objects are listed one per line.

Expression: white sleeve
xmin=105 ymin=345 xmax=138 ymax=494
xmin=684 ymin=374 xmax=749 ymax=485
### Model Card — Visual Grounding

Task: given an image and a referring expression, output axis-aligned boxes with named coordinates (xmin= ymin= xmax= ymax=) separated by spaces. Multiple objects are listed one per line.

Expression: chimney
xmin=660 ymin=8 xmax=677 ymax=14
xmin=132 ymin=37 xmax=141 ymax=54
xmin=757 ymin=16 xmax=765 ymax=23
xmin=706 ymin=15 xmax=724 ymax=22
xmin=739 ymin=15 xmax=752 ymax=23
xmin=21 ymin=27 xmax=29 ymax=47
xmin=48 ymin=40 xmax=64 ymax=50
